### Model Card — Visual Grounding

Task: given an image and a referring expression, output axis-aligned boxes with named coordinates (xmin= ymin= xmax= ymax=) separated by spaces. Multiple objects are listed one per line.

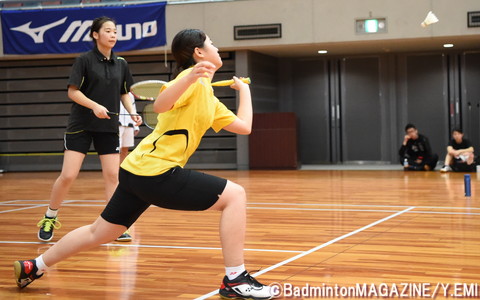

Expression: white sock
xmin=45 ymin=207 xmax=58 ymax=218
xmin=35 ymin=255 xmax=48 ymax=276
xmin=225 ymin=264 xmax=245 ymax=280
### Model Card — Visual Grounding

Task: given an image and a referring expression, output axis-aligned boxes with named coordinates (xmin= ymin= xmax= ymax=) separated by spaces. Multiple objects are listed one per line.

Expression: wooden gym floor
xmin=0 ymin=170 xmax=479 ymax=299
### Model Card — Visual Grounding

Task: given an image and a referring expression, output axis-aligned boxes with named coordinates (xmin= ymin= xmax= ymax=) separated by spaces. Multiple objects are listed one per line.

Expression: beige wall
xmin=0 ymin=0 xmax=478 ymax=57
xmin=163 ymin=0 xmax=479 ymax=50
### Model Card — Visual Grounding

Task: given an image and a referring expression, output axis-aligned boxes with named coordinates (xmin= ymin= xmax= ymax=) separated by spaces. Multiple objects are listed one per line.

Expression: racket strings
xmin=142 ymin=103 xmax=158 ymax=130
xmin=135 ymin=86 xmax=161 ymax=96
xmin=130 ymin=80 xmax=166 ymax=101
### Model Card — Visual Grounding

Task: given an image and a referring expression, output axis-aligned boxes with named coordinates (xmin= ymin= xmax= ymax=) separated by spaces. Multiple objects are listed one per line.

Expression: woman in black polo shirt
xmin=36 ymin=16 xmax=141 ymax=242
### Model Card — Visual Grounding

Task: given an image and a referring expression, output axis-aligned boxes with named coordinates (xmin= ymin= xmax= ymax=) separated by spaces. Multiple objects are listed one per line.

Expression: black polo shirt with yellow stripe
xmin=66 ymin=47 xmax=133 ymax=133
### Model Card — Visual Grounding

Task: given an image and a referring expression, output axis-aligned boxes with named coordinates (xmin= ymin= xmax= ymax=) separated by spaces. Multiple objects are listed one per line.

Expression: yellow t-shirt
xmin=121 ymin=68 xmax=237 ymax=176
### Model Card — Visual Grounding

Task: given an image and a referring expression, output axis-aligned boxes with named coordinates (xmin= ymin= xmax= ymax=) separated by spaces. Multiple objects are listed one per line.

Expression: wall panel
xmin=0 ymin=52 xmax=239 ymax=171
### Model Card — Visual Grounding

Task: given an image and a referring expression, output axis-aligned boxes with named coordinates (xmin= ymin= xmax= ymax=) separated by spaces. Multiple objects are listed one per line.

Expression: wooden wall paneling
xmin=0 ymin=52 xmax=239 ymax=171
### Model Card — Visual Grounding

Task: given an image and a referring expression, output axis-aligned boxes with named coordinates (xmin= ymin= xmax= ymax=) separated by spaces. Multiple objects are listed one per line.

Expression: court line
xmin=0 ymin=204 xmax=107 ymax=208
xmin=0 ymin=240 xmax=302 ymax=254
xmin=1 ymin=199 xmax=104 ymax=203
xmin=0 ymin=200 xmax=79 ymax=214
xmin=194 ymin=206 xmax=415 ymax=300
xmin=248 ymin=206 xmax=480 ymax=216
xmin=249 ymin=202 xmax=480 ymax=210
xmin=3 ymin=200 xmax=478 ymax=211
xmin=1 ymin=201 xmax=477 ymax=215
xmin=249 ymin=207 xmax=402 ymax=213
xmin=403 ymin=210 xmax=480 ymax=215
xmin=0 ymin=200 xmax=23 ymax=204
xmin=0 ymin=204 xmax=48 ymax=214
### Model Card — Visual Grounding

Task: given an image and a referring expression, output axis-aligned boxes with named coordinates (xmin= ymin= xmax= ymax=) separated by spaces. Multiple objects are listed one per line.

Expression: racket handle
xmin=211 ymin=77 xmax=251 ymax=87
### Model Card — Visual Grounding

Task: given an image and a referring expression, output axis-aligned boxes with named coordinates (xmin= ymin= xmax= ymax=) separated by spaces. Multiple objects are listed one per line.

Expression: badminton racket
xmin=130 ymin=80 xmax=167 ymax=101
xmin=131 ymin=77 xmax=251 ymax=101
xmin=133 ymin=77 xmax=251 ymax=129
xmin=141 ymin=103 xmax=157 ymax=130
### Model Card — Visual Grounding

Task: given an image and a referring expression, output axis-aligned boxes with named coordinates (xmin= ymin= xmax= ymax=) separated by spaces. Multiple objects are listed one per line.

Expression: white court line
xmin=248 ymin=206 xmax=480 ymax=216
xmin=4 ymin=200 xmax=479 ymax=211
xmin=1 ymin=199 xmax=105 ymax=203
xmin=2 ymin=200 xmax=476 ymax=216
xmin=405 ymin=210 xmax=480 ymax=216
xmin=0 ymin=204 xmax=107 ymax=207
xmin=1 ymin=199 xmax=105 ymax=202
xmin=249 ymin=207 xmax=403 ymax=213
xmin=0 ymin=204 xmax=49 ymax=214
xmin=249 ymin=202 xmax=480 ymax=210
xmin=0 ymin=200 xmax=22 ymax=204
xmin=0 ymin=200 xmax=80 ymax=214
xmin=0 ymin=241 xmax=302 ymax=253
xmin=0 ymin=203 xmax=406 ymax=213
xmin=194 ymin=206 xmax=415 ymax=300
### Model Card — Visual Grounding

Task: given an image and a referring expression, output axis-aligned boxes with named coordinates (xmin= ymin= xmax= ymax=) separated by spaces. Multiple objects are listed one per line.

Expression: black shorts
xmin=452 ymin=158 xmax=477 ymax=172
xmin=101 ymin=167 xmax=228 ymax=228
xmin=64 ymin=130 xmax=119 ymax=155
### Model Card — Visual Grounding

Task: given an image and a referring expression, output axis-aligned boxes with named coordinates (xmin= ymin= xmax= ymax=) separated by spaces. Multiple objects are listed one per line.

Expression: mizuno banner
xmin=0 ymin=2 xmax=166 ymax=55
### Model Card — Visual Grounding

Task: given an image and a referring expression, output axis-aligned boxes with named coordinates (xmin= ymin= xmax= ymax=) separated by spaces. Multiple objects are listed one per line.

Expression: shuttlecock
xmin=421 ymin=11 xmax=439 ymax=27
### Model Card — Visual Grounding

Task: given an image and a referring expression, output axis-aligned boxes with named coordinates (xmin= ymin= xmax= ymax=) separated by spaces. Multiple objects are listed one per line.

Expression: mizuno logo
xmin=10 ymin=17 xmax=157 ymax=44
xmin=11 ymin=17 xmax=67 ymax=44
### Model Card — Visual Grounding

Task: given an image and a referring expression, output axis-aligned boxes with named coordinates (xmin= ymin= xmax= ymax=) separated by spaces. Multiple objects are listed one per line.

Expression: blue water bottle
xmin=464 ymin=174 xmax=471 ymax=197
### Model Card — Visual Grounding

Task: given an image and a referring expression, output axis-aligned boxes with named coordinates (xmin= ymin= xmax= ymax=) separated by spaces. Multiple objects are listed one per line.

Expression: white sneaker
xmin=219 ymin=271 xmax=272 ymax=299
xmin=440 ymin=165 xmax=452 ymax=172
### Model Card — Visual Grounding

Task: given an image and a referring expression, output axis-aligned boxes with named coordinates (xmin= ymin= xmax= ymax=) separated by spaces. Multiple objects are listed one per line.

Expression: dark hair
xmin=90 ymin=16 xmax=116 ymax=45
xmin=171 ymin=29 xmax=206 ymax=72
xmin=405 ymin=123 xmax=416 ymax=132
xmin=452 ymin=128 xmax=463 ymax=134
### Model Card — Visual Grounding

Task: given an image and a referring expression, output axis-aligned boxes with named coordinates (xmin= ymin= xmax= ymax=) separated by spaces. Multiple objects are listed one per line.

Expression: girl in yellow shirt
xmin=15 ymin=29 xmax=272 ymax=300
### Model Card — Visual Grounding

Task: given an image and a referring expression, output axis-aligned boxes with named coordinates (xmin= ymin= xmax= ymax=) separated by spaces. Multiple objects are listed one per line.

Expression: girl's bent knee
xmin=229 ymin=183 xmax=246 ymax=200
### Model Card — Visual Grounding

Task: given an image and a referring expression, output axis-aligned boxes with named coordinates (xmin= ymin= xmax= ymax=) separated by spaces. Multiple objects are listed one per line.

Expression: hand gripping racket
xmin=211 ymin=77 xmax=251 ymax=86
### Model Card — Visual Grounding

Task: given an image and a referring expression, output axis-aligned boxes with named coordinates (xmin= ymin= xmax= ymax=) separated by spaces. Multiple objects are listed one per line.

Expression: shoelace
xmin=37 ymin=218 xmax=62 ymax=232
xmin=244 ymin=271 xmax=264 ymax=288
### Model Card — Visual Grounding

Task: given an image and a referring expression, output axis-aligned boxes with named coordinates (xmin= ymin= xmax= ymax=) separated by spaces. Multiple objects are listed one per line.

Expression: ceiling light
xmin=443 ymin=43 xmax=454 ymax=48
xmin=318 ymin=50 xmax=328 ymax=54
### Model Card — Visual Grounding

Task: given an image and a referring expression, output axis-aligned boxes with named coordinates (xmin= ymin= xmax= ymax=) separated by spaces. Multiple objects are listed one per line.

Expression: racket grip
xmin=211 ymin=77 xmax=251 ymax=86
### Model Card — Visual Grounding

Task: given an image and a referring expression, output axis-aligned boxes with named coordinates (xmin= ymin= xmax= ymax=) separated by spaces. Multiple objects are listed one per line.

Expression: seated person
xmin=399 ymin=123 xmax=439 ymax=171
xmin=440 ymin=128 xmax=476 ymax=172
